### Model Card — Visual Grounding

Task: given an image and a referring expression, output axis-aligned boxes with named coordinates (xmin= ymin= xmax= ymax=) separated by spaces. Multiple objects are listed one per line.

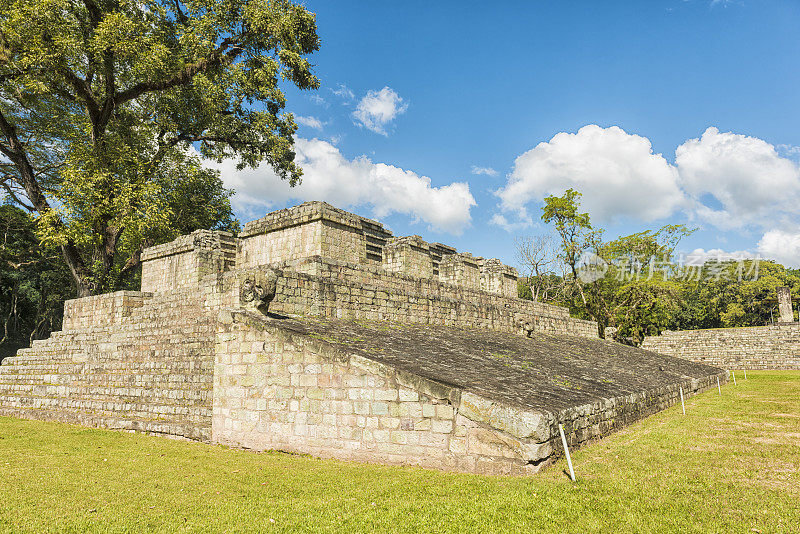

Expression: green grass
xmin=1 ymin=371 xmax=799 ymax=533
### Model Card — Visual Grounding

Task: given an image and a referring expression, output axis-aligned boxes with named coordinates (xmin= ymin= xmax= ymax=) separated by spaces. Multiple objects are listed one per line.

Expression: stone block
xmin=431 ymin=419 xmax=454 ymax=434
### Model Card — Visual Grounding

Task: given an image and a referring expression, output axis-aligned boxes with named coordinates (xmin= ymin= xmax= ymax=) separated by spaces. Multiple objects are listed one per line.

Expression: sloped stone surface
xmin=263 ymin=315 xmax=722 ymax=413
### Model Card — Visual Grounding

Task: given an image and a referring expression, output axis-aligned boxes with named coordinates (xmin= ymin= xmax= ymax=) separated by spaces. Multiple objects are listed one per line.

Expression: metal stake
xmin=558 ymin=424 xmax=576 ymax=482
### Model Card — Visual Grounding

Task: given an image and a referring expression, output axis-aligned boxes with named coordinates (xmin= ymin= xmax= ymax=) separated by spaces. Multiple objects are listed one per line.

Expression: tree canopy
xmin=516 ymin=189 xmax=796 ymax=344
xmin=0 ymin=0 xmax=320 ymax=295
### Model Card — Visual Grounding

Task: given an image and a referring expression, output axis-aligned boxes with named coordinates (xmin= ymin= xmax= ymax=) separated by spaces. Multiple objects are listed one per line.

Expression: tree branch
xmin=0 ymin=180 xmax=34 ymax=211
xmin=58 ymin=65 xmax=99 ymax=118
xmin=118 ymin=243 xmax=144 ymax=279
xmin=172 ymin=0 xmax=189 ymax=24
xmin=0 ymin=107 xmax=49 ymax=212
xmin=115 ymin=38 xmax=245 ymax=105
xmin=81 ymin=0 xmax=101 ymax=25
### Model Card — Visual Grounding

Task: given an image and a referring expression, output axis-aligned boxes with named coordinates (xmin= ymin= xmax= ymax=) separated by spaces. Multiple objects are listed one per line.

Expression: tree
xmin=598 ymin=226 xmax=693 ymax=343
xmin=525 ymin=189 xmax=800 ymax=341
xmin=539 ymin=189 xmax=603 ymax=329
xmin=540 ymin=189 xmax=599 ymax=286
xmin=533 ymin=189 xmax=694 ymax=342
xmin=0 ymin=0 xmax=320 ymax=296
xmin=515 ymin=234 xmax=563 ymax=301
xmin=0 ymin=204 xmax=73 ymax=362
xmin=674 ymin=259 xmax=799 ymax=329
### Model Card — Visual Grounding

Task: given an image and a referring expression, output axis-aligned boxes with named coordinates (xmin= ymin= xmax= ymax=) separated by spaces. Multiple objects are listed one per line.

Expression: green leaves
xmin=541 ymin=189 xmax=600 ymax=278
xmin=537 ymin=189 xmax=699 ymax=343
xmin=675 ymin=260 xmax=800 ymax=329
xmin=535 ymin=189 xmax=798 ymax=341
xmin=0 ymin=205 xmax=73 ymax=357
xmin=541 ymin=188 xmax=591 ymax=232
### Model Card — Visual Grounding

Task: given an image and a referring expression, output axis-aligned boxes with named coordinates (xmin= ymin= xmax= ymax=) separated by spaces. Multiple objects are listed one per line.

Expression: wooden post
xmin=732 ymin=370 xmax=737 ymax=386
xmin=717 ymin=376 xmax=721 ymax=395
xmin=558 ymin=424 xmax=576 ymax=482
xmin=744 ymin=369 xmax=747 ymax=380
xmin=680 ymin=386 xmax=686 ymax=415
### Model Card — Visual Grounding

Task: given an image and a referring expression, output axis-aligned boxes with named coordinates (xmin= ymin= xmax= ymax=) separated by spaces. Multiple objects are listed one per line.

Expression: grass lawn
xmin=1 ymin=371 xmax=798 ymax=533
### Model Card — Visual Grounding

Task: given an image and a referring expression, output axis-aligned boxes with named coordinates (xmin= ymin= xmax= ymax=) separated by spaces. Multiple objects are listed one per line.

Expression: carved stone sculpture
xmin=516 ymin=315 xmax=534 ymax=338
xmin=777 ymin=286 xmax=794 ymax=323
xmin=239 ymin=268 xmax=280 ymax=314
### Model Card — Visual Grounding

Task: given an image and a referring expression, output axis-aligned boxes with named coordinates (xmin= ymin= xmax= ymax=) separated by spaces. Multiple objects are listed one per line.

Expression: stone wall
xmin=239 ymin=218 xmax=325 ymax=267
xmin=222 ymin=201 xmax=521 ymax=298
xmin=439 ymin=253 xmax=482 ymax=292
xmin=212 ymin=310 xmax=725 ymax=475
xmin=213 ymin=312 xmax=503 ymax=473
xmin=238 ymin=202 xmax=392 ymax=268
xmin=642 ymin=325 xmax=800 ymax=370
xmin=480 ymin=258 xmax=518 ymax=298
xmin=382 ymin=236 xmax=434 ymax=279
xmin=62 ymin=291 xmax=151 ymax=330
xmin=141 ymin=230 xmax=236 ymax=294
xmin=234 ymin=257 xmax=598 ymax=338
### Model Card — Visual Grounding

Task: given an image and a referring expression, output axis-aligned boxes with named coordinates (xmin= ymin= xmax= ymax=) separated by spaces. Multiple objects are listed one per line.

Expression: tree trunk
xmin=60 ymin=244 xmax=92 ymax=297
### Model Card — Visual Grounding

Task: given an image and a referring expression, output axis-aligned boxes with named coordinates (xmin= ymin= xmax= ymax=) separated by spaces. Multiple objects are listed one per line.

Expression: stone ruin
xmin=0 ymin=202 xmax=726 ymax=475
xmin=643 ymin=285 xmax=800 ymax=371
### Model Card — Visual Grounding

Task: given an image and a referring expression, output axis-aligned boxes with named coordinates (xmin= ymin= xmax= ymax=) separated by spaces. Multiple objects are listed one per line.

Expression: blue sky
xmin=215 ymin=0 xmax=800 ymax=268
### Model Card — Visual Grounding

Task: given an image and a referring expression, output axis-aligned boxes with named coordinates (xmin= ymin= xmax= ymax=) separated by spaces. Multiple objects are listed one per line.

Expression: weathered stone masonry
xmin=642 ymin=325 xmax=800 ymax=370
xmin=214 ymin=311 xmax=724 ymax=475
xmin=0 ymin=289 xmax=215 ymax=440
xmin=0 ymin=202 xmax=726 ymax=475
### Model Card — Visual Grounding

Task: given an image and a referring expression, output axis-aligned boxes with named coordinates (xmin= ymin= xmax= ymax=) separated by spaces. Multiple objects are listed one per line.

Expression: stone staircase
xmin=0 ymin=289 xmax=216 ymax=440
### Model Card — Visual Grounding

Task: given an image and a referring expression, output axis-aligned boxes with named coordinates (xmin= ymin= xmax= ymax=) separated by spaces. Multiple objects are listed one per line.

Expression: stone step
xmin=1 ymin=355 xmax=214 ymax=368
xmin=15 ymin=335 xmax=215 ymax=355
xmin=0 ymin=379 xmax=212 ymax=392
xmin=0 ymin=387 xmax=212 ymax=402
xmin=0 ymin=407 xmax=211 ymax=441
xmin=0 ymin=393 xmax=212 ymax=412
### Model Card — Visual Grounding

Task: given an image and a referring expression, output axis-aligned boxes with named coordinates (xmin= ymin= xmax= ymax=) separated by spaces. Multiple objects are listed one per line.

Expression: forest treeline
xmin=516 ymin=189 xmax=800 ymax=344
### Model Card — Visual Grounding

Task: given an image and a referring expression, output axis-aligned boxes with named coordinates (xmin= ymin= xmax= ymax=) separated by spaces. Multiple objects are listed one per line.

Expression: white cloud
xmin=209 ymin=138 xmax=476 ymax=235
xmin=331 ymin=84 xmax=354 ymax=102
xmin=352 ymin=87 xmax=408 ymax=136
xmin=489 ymin=213 xmax=533 ymax=233
xmin=757 ymin=229 xmax=800 ymax=268
xmin=495 ymin=125 xmax=685 ymax=227
xmin=295 ymin=115 xmax=324 ymax=130
xmin=676 ymin=127 xmax=800 ymax=230
xmin=493 ymin=124 xmax=800 ymax=235
xmin=683 ymin=247 xmax=756 ymax=265
xmin=471 ymin=165 xmax=498 ymax=177
xmin=308 ymin=94 xmax=328 ymax=107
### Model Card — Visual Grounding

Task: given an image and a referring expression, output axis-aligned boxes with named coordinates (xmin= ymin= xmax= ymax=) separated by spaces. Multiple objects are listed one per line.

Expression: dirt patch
xmin=749 ymin=478 xmax=800 ymax=495
xmin=746 ymin=434 xmax=800 ymax=446
xmin=688 ymin=444 xmax=723 ymax=452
